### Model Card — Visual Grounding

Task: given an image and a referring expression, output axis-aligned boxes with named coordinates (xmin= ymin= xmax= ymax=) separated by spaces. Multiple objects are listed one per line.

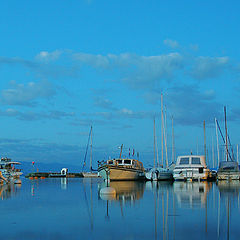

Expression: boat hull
xmin=145 ymin=168 xmax=173 ymax=181
xmin=217 ymin=172 xmax=240 ymax=180
xmin=173 ymin=168 xmax=209 ymax=181
xmin=98 ymin=165 xmax=145 ymax=181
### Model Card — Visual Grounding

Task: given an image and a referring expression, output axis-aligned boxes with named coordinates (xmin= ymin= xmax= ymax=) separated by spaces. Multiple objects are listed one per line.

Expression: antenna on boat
xmin=224 ymin=106 xmax=229 ymax=161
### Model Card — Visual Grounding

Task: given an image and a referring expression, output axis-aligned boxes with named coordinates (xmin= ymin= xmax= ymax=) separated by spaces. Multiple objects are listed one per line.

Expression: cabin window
xmin=192 ymin=157 xmax=201 ymax=164
xmin=108 ymin=160 xmax=113 ymax=165
xmin=124 ymin=160 xmax=131 ymax=165
xmin=117 ymin=160 xmax=123 ymax=164
xmin=179 ymin=157 xmax=189 ymax=165
xmin=199 ymin=168 xmax=203 ymax=173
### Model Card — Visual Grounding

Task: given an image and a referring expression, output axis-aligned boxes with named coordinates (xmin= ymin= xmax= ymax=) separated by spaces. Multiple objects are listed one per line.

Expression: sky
xmin=0 ymin=0 xmax=240 ymax=169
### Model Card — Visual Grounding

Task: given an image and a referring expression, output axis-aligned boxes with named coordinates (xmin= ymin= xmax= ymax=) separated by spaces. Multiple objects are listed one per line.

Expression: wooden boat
xmin=173 ymin=155 xmax=211 ymax=181
xmin=98 ymin=158 xmax=145 ymax=181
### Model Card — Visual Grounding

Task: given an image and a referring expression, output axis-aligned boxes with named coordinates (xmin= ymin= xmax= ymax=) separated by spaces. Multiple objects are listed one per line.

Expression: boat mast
xmin=164 ymin=106 xmax=168 ymax=168
xmin=161 ymin=93 xmax=164 ymax=167
xmin=119 ymin=144 xmax=123 ymax=158
xmin=154 ymin=118 xmax=156 ymax=168
xmin=204 ymin=121 xmax=206 ymax=162
xmin=90 ymin=126 xmax=93 ymax=171
xmin=212 ymin=136 xmax=215 ymax=168
xmin=215 ymin=118 xmax=220 ymax=167
xmin=224 ymin=106 xmax=229 ymax=161
xmin=171 ymin=116 xmax=175 ymax=164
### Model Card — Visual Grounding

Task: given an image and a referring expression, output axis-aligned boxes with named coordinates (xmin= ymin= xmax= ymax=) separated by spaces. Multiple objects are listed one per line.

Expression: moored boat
xmin=98 ymin=158 xmax=145 ymax=181
xmin=145 ymin=166 xmax=174 ymax=181
xmin=0 ymin=157 xmax=22 ymax=183
xmin=217 ymin=161 xmax=240 ymax=180
xmin=173 ymin=155 xmax=211 ymax=181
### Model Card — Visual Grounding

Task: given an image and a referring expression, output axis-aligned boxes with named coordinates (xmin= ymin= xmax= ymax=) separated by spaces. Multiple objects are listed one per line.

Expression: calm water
xmin=1 ymin=178 xmax=240 ymax=240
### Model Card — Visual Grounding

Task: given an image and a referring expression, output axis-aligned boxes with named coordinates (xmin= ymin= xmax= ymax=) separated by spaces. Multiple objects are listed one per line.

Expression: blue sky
xmin=0 ymin=0 xmax=240 ymax=169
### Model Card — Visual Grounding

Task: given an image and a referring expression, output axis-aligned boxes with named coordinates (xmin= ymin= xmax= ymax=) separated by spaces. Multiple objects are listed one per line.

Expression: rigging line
xmin=216 ymin=120 xmax=233 ymax=161
xmin=82 ymin=127 xmax=92 ymax=171
xmin=227 ymin=135 xmax=235 ymax=161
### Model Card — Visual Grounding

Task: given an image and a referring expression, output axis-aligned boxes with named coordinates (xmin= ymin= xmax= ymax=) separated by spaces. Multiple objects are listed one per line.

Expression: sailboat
xmin=145 ymin=94 xmax=174 ymax=181
xmin=217 ymin=107 xmax=240 ymax=180
xmin=0 ymin=157 xmax=22 ymax=184
xmin=82 ymin=126 xmax=99 ymax=178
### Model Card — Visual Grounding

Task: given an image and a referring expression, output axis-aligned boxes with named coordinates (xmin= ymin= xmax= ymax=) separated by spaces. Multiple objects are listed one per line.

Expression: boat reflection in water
xmin=216 ymin=181 xmax=240 ymax=240
xmin=173 ymin=181 xmax=212 ymax=208
xmin=0 ymin=183 xmax=21 ymax=200
xmin=98 ymin=181 xmax=145 ymax=203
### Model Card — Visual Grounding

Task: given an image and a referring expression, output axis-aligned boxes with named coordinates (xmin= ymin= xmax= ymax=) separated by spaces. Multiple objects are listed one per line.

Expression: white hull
xmin=173 ymin=168 xmax=209 ymax=181
xmin=145 ymin=168 xmax=173 ymax=181
xmin=217 ymin=172 xmax=240 ymax=181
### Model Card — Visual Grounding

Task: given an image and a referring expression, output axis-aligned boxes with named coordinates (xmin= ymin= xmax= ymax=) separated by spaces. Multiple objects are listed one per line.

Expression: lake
xmin=0 ymin=178 xmax=240 ymax=240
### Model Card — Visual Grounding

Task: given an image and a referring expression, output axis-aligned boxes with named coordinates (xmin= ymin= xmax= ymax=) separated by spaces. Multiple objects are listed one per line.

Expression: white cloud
xmin=163 ymin=39 xmax=179 ymax=49
xmin=1 ymin=80 xmax=56 ymax=106
xmin=190 ymin=56 xmax=229 ymax=80
xmin=35 ymin=50 xmax=62 ymax=62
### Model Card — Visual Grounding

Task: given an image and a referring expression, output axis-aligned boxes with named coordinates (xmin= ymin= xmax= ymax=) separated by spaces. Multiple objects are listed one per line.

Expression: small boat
xmin=0 ymin=157 xmax=23 ymax=183
xmin=173 ymin=155 xmax=211 ymax=181
xmin=98 ymin=158 xmax=145 ymax=181
xmin=145 ymin=166 xmax=173 ymax=181
xmin=145 ymin=95 xmax=174 ymax=181
xmin=217 ymin=161 xmax=240 ymax=180
xmin=216 ymin=107 xmax=240 ymax=181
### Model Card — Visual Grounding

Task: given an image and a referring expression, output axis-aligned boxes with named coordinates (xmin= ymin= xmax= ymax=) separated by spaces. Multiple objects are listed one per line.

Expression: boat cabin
xmin=218 ymin=161 xmax=239 ymax=172
xmin=104 ymin=158 xmax=144 ymax=170
xmin=175 ymin=155 xmax=207 ymax=169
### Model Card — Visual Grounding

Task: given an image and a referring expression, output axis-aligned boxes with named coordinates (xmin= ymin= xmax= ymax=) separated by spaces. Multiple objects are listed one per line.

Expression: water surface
xmin=1 ymin=178 xmax=240 ymax=240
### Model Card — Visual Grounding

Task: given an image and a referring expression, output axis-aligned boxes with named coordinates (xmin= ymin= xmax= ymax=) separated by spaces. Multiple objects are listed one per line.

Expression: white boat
xmin=145 ymin=166 xmax=174 ymax=181
xmin=98 ymin=158 xmax=145 ymax=181
xmin=0 ymin=157 xmax=23 ymax=183
xmin=217 ymin=161 xmax=240 ymax=180
xmin=173 ymin=155 xmax=211 ymax=181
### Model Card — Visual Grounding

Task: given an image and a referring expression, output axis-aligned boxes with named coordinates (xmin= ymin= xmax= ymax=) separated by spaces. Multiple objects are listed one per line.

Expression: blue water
xmin=1 ymin=178 xmax=240 ymax=240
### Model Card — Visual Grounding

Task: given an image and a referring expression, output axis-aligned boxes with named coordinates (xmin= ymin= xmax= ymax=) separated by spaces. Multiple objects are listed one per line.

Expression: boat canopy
xmin=0 ymin=161 xmax=21 ymax=165
xmin=219 ymin=161 xmax=239 ymax=171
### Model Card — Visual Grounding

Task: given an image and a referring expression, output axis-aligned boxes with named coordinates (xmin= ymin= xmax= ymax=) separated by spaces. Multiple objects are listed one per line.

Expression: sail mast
xmin=171 ymin=116 xmax=175 ymax=164
xmin=154 ymin=118 xmax=156 ymax=168
xmin=90 ymin=126 xmax=93 ymax=171
xmin=161 ymin=93 xmax=164 ymax=167
xmin=224 ymin=106 xmax=229 ymax=161
xmin=215 ymin=118 xmax=220 ymax=167
xmin=204 ymin=121 xmax=206 ymax=162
